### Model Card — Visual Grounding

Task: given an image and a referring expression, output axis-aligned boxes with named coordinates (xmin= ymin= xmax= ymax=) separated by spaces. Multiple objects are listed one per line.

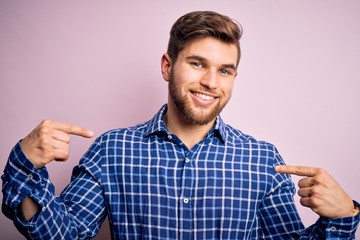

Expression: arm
xmin=18 ymin=196 xmax=41 ymax=222
xmin=258 ymin=157 xmax=305 ymax=238
xmin=275 ymin=165 xmax=360 ymax=239
xmin=1 ymin=120 xmax=106 ymax=239
xmin=17 ymin=119 xmax=93 ymax=220
xmin=259 ymin=148 xmax=359 ymax=239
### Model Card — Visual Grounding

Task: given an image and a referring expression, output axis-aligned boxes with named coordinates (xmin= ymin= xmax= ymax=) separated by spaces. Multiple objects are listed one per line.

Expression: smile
xmin=191 ymin=91 xmax=217 ymax=104
xmin=194 ymin=92 xmax=214 ymax=100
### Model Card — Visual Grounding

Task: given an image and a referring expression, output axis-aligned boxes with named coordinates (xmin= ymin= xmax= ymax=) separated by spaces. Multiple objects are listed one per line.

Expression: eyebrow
xmin=186 ymin=55 xmax=237 ymax=70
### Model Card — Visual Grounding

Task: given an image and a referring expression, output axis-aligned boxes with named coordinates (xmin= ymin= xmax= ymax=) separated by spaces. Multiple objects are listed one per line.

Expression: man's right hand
xmin=20 ymin=120 xmax=94 ymax=169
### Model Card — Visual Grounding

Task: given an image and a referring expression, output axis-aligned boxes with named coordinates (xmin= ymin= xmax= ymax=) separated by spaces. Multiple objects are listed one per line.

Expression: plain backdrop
xmin=1 ymin=1 xmax=359 ymax=239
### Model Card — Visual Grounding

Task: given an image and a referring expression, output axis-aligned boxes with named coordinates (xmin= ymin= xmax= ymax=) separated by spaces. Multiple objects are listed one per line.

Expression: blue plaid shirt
xmin=2 ymin=105 xmax=360 ymax=239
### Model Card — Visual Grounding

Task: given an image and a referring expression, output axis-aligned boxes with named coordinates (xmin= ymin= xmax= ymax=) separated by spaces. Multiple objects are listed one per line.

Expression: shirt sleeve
xmin=300 ymin=201 xmax=360 ymax=239
xmin=260 ymin=146 xmax=360 ymax=239
xmin=258 ymin=147 xmax=305 ymax=238
xmin=1 ymin=139 xmax=106 ymax=239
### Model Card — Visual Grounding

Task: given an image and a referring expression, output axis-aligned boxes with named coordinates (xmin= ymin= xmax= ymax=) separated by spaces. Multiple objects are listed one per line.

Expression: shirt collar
xmin=144 ymin=104 xmax=227 ymax=143
xmin=143 ymin=104 xmax=169 ymax=137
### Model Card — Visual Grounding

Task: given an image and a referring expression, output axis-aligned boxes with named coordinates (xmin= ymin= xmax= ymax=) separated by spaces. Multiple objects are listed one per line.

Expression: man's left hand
xmin=275 ymin=165 xmax=354 ymax=219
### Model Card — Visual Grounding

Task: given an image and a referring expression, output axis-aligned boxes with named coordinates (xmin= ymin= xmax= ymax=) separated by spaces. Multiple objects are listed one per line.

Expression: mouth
xmin=191 ymin=91 xmax=217 ymax=105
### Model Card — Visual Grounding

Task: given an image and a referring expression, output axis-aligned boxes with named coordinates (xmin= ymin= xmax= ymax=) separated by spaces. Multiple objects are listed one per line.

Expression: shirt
xmin=2 ymin=104 xmax=360 ymax=239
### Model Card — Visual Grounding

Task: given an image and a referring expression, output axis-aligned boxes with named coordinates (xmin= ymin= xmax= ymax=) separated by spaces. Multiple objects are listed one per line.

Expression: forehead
xmin=179 ymin=37 xmax=238 ymax=66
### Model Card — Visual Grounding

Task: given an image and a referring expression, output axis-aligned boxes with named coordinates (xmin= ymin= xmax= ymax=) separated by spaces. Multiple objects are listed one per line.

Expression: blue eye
xmin=219 ymin=69 xmax=230 ymax=75
xmin=192 ymin=62 xmax=203 ymax=68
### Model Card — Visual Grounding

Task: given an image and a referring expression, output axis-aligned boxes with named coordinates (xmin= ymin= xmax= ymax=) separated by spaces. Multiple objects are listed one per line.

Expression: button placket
xmin=179 ymin=153 xmax=194 ymax=237
xmin=182 ymin=156 xmax=192 ymax=202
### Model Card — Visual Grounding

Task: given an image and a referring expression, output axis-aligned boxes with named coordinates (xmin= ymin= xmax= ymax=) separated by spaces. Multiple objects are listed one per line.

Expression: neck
xmin=164 ymin=106 xmax=216 ymax=150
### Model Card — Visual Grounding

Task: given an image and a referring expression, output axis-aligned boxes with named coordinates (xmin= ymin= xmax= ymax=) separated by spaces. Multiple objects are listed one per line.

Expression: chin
xmin=186 ymin=109 xmax=218 ymax=126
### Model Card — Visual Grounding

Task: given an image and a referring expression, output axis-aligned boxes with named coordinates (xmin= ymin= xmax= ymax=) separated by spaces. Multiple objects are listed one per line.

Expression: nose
xmin=200 ymin=69 xmax=218 ymax=89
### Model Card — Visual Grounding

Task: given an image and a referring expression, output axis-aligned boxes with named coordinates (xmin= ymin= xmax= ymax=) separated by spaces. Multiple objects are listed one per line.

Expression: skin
xmin=275 ymin=165 xmax=354 ymax=218
xmin=161 ymin=37 xmax=237 ymax=149
xmin=18 ymin=37 xmax=356 ymax=222
xmin=20 ymin=120 xmax=94 ymax=169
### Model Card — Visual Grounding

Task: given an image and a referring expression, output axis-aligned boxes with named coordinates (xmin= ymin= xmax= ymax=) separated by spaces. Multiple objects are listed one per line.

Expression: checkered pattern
xmin=2 ymin=104 xmax=359 ymax=239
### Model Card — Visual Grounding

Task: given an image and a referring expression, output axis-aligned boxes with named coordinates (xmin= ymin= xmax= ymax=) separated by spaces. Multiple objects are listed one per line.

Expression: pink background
xmin=1 ymin=1 xmax=359 ymax=239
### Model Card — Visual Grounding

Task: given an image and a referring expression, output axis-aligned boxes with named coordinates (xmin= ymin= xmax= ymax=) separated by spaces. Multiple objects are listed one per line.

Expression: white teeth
xmin=194 ymin=92 xmax=214 ymax=101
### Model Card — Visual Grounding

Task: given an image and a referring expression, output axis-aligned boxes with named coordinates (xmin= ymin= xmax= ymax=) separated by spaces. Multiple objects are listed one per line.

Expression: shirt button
xmin=185 ymin=158 xmax=190 ymax=163
xmin=183 ymin=198 xmax=189 ymax=204
xmin=167 ymin=135 xmax=173 ymax=140
xmin=330 ymin=226 xmax=337 ymax=231
xmin=42 ymin=207 xmax=46 ymax=212
xmin=27 ymin=174 xmax=33 ymax=180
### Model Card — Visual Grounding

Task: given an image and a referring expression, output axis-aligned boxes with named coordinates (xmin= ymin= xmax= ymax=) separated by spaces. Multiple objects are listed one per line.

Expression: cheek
xmin=221 ymin=79 xmax=235 ymax=95
xmin=173 ymin=70 xmax=200 ymax=87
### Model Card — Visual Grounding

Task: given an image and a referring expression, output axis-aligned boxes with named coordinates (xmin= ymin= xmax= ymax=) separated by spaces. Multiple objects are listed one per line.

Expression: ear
xmin=161 ymin=53 xmax=172 ymax=82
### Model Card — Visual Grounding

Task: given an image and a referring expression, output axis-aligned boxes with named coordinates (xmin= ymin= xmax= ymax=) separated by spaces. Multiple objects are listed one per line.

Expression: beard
xmin=168 ymin=72 xmax=230 ymax=126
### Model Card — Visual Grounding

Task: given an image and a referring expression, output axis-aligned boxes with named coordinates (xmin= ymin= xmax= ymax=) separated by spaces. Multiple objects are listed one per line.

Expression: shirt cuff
xmin=321 ymin=200 xmax=360 ymax=238
xmin=2 ymin=141 xmax=50 ymax=217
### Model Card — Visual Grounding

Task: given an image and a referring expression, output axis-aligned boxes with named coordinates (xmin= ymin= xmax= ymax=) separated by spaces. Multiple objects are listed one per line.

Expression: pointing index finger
xmin=275 ymin=165 xmax=319 ymax=177
xmin=51 ymin=121 xmax=94 ymax=138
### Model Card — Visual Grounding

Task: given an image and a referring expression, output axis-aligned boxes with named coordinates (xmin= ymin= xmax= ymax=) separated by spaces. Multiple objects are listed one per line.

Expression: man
xmin=2 ymin=11 xmax=359 ymax=239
